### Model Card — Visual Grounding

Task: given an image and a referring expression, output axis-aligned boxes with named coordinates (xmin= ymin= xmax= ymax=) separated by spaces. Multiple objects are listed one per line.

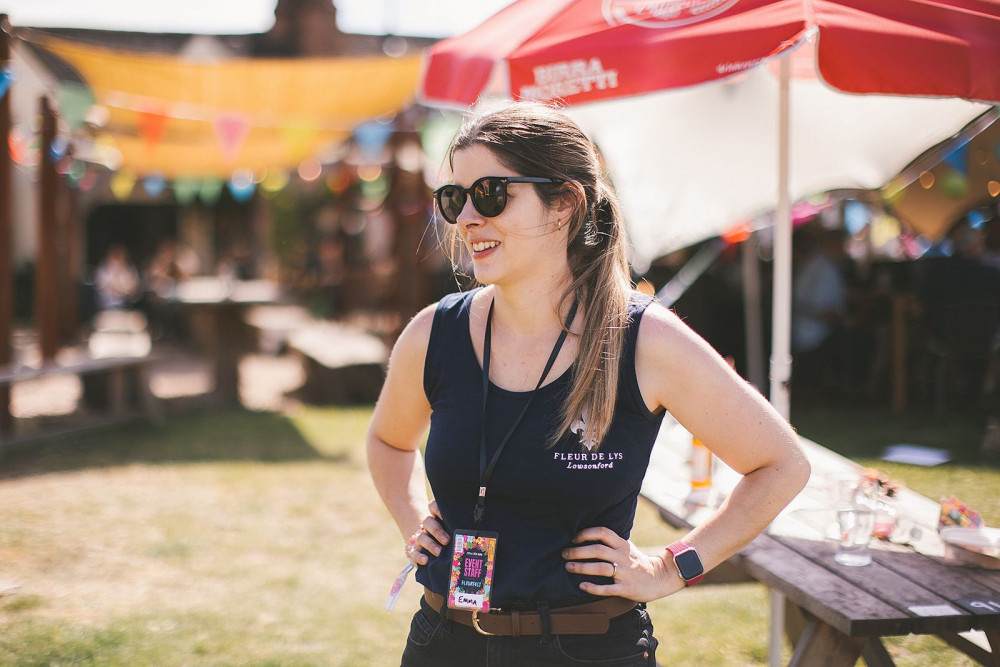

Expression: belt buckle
xmin=471 ymin=610 xmax=497 ymax=636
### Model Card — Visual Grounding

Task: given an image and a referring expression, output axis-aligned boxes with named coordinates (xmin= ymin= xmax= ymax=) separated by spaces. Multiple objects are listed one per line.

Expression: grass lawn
xmin=0 ymin=403 xmax=995 ymax=665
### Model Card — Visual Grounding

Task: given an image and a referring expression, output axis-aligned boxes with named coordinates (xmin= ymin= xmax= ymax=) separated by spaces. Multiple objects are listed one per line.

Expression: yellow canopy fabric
xmin=35 ymin=34 xmax=423 ymax=177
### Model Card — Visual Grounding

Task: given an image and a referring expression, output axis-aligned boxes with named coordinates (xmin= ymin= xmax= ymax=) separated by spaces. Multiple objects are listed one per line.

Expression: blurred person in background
xmin=94 ymin=243 xmax=141 ymax=311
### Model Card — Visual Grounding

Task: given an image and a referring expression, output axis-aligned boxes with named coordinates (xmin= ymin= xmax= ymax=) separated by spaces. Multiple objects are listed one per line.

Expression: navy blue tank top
xmin=417 ymin=288 xmax=665 ymax=609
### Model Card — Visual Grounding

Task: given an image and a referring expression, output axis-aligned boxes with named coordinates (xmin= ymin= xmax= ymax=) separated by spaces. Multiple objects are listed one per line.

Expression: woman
xmin=367 ymin=101 xmax=810 ymax=666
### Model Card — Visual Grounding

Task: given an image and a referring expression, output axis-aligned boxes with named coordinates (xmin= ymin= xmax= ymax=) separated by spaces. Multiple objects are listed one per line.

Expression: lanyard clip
xmin=473 ymin=487 xmax=486 ymax=524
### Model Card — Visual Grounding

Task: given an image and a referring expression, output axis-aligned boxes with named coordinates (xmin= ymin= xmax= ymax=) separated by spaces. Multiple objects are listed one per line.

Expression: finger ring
xmin=611 ymin=562 xmax=618 ymax=579
xmin=419 ymin=522 xmax=425 ymax=531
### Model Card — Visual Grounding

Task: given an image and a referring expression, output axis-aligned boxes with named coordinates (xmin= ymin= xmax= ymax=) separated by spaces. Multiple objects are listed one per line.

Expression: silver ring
xmin=611 ymin=562 xmax=618 ymax=579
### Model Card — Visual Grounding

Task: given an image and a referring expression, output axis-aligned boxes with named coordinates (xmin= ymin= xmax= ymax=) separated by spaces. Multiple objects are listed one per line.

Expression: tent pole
xmin=767 ymin=54 xmax=793 ymax=667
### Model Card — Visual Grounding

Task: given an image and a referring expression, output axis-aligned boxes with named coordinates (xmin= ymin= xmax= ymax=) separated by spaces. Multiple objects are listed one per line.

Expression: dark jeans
xmin=401 ymin=595 xmax=658 ymax=666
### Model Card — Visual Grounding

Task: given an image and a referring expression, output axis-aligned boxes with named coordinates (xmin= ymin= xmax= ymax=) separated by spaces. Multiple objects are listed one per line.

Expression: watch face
xmin=673 ymin=548 xmax=705 ymax=581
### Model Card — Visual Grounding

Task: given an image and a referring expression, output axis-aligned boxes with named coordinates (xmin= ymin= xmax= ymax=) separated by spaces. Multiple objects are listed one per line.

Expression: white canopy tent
xmin=566 ymin=45 xmax=989 ymax=273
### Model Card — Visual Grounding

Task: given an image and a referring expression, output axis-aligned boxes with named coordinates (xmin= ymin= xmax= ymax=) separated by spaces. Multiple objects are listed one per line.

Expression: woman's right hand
xmin=406 ymin=500 xmax=450 ymax=565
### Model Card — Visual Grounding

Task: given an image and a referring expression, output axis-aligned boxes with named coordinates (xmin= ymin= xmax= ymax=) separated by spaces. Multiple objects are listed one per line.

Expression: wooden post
xmin=36 ymin=95 xmax=59 ymax=360
xmin=57 ymin=144 xmax=79 ymax=342
xmin=0 ymin=15 xmax=14 ymax=434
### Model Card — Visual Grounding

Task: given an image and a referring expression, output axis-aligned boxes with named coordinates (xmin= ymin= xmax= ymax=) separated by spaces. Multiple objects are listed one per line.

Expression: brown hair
xmin=442 ymin=100 xmax=632 ymax=448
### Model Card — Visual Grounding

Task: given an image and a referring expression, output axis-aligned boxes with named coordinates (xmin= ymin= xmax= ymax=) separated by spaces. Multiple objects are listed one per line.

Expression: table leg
xmin=788 ymin=618 xmax=866 ymax=667
xmin=861 ymin=638 xmax=895 ymax=667
xmin=939 ymin=631 xmax=1000 ymax=666
xmin=210 ymin=306 xmax=243 ymax=405
xmin=986 ymin=630 xmax=1000 ymax=667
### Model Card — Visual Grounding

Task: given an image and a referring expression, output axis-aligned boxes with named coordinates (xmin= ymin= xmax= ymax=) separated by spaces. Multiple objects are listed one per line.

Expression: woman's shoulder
xmin=392 ymin=288 xmax=481 ymax=359
xmin=633 ymin=298 xmax=701 ymax=356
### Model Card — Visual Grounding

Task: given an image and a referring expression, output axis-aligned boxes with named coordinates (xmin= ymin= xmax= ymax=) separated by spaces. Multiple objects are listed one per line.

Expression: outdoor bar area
xmin=0 ymin=1 xmax=999 ymax=665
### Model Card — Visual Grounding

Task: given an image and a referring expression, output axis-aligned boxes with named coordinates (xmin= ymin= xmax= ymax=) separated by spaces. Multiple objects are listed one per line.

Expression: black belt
xmin=423 ymin=589 xmax=637 ymax=637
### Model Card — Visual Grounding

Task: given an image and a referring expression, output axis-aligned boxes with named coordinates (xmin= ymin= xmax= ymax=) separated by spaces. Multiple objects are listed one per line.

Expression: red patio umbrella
xmin=422 ymin=0 xmax=1000 ymax=106
xmin=420 ymin=0 xmax=1000 ymax=424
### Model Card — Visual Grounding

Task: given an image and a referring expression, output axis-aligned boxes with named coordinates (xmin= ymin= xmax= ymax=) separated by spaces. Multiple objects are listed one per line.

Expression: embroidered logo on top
xmin=602 ymin=0 xmax=740 ymax=30
xmin=555 ymin=410 xmax=625 ymax=469
xmin=570 ymin=410 xmax=598 ymax=452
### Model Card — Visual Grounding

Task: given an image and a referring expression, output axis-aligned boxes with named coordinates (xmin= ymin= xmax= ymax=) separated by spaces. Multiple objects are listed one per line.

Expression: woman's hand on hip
xmin=406 ymin=500 xmax=450 ymax=566
xmin=562 ymin=526 xmax=683 ymax=603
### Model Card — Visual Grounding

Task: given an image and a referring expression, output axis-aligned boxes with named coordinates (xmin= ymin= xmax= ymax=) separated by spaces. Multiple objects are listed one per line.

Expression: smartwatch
xmin=666 ymin=541 xmax=704 ymax=586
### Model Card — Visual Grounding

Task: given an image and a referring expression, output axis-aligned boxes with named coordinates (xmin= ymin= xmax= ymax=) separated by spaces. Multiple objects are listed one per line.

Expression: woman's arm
xmin=366 ymin=304 xmax=449 ymax=560
xmin=565 ymin=303 xmax=811 ymax=601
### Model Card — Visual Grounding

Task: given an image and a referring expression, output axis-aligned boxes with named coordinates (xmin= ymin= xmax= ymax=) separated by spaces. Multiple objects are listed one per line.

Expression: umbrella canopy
xmin=422 ymin=0 xmax=1000 ymax=106
xmin=418 ymin=0 xmax=1000 ymax=424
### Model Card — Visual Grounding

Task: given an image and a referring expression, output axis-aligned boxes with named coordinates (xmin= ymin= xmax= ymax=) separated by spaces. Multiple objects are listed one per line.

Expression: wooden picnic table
xmin=168 ymin=278 xmax=286 ymax=405
xmin=641 ymin=420 xmax=1000 ymax=666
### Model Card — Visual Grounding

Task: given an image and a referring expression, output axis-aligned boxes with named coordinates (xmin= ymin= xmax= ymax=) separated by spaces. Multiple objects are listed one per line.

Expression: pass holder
xmin=385 ymin=560 xmax=415 ymax=611
xmin=447 ymin=530 xmax=498 ymax=611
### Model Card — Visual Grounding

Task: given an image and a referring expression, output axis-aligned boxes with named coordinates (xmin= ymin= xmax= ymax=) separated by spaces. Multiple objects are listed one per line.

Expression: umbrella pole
xmin=741 ymin=232 xmax=765 ymax=392
xmin=768 ymin=54 xmax=793 ymax=667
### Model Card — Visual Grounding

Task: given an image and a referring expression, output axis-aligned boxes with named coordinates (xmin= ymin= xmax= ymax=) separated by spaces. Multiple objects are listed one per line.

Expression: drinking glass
xmin=835 ymin=505 xmax=875 ymax=566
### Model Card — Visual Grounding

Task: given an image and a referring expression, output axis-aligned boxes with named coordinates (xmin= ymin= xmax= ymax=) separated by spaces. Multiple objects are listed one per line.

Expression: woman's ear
xmin=553 ymin=182 xmax=584 ymax=224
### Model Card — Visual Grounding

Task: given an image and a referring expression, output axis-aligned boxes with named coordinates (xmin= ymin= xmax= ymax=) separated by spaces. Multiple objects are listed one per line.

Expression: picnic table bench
xmin=0 ymin=353 xmax=162 ymax=455
xmin=286 ymin=322 xmax=387 ymax=404
xmin=641 ymin=420 xmax=1000 ymax=666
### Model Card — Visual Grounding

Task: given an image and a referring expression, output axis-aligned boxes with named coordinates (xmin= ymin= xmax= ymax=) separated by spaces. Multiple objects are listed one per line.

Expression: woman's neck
xmin=487 ymin=271 xmax=574 ymax=336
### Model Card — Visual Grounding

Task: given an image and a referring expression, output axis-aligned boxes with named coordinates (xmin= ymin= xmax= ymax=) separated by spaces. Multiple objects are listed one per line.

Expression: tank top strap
xmin=423 ymin=288 xmax=482 ymax=402
xmin=620 ymin=292 xmax=660 ymax=420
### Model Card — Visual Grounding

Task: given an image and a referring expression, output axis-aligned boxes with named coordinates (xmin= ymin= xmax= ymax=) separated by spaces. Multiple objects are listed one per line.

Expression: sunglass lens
xmin=437 ymin=186 xmax=465 ymax=223
xmin=473 ymin=178 xmax=506 ymax=217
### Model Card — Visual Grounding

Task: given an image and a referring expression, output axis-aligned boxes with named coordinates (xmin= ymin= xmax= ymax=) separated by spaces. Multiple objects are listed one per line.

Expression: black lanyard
xmin=473 ymin=297 xmax=579 ymax=526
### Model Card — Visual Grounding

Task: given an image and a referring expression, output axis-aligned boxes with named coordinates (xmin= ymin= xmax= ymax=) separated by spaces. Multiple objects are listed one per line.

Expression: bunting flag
xmin=142 ymin=174 xmax=167 ymax=197
xmin=0 ymin=65 xmax=14 ymax=100
xmin=32 ymin=34 xmax=422 ymax=177
xmin=110 ymin=169 xmax=136 ymax=200
xmin=280 ymin=120 xmax=319 ymax=161
xmin=943 ymin=142 xmax=970 ymax=176
xmin=136 ymin=106 xmax=169 ymax=152
xmin=260 ymin=169 xmax=289 ymax=194
xmin=941 ymin=170 xmax=969 ymax=199
xmin=228 ymin=168 xmax=256 ymax=203
xmin=173 ymin=177 xmax=201 ymax=205
xmin=199 ymin=177 xmax=224 ymax=205
xmin=49 ymin=134 xmax=68 ymax=161
xmin=213 ymin=113 xmax=250 ymax=164
xmin=55 ymin=82 xmax=95 ymax=131
xmin=8 ymin=124 xmax=37 ymax=167
xmin=353 ymin=121 xmax=393 ymax=162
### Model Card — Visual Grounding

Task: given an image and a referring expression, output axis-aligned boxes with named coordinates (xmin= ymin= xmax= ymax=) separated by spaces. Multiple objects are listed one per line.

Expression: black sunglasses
xmin=433 ymin=176 xmax=562 ymax=224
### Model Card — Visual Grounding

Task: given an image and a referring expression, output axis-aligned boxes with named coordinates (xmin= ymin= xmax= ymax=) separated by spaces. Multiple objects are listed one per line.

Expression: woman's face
xmin=449 ymin=144 xmax=568 ymax=289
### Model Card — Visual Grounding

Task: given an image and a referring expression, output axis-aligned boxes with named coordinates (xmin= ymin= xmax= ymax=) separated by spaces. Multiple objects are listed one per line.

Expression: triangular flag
xmin=200 ymin=177 xmax=224 ymax=205
xmin=110 ymin=170 xmax=136 ymax=200
xmin=213 ymin=113 xmax=250 ymax=163
xmin=173 ymin=177 xmax=201 ymax=206
xmin=137 ymin=106 xmax=169 ymax=152
xmin=943 ymin=141 xmax=970 ymax=176
xmin=228 ymin=179 xmax=256 ymax=203
xmin=56 ymin=82 xmax=95 ymax=132
xmin=143 ymin=174 xmax=167 ymax=197
xmin=354 ymin=121 xmax=393 ymax=162
xmin=260 ymin=169 xmax=289 ymax=195
xmin=280 ymin=119 xmax=318 ymax=161
xmin=0 ymin=65 xmax=15 ymax=101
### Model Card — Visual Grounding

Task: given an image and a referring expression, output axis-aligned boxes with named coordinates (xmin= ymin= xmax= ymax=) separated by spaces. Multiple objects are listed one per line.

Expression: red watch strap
xmin=666 ymin=541 xmax=704 ymax=586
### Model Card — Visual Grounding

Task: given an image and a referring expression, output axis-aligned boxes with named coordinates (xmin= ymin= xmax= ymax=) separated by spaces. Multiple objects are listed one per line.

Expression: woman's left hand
xmin=562 ymin=527 xmax=683 ymax=603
